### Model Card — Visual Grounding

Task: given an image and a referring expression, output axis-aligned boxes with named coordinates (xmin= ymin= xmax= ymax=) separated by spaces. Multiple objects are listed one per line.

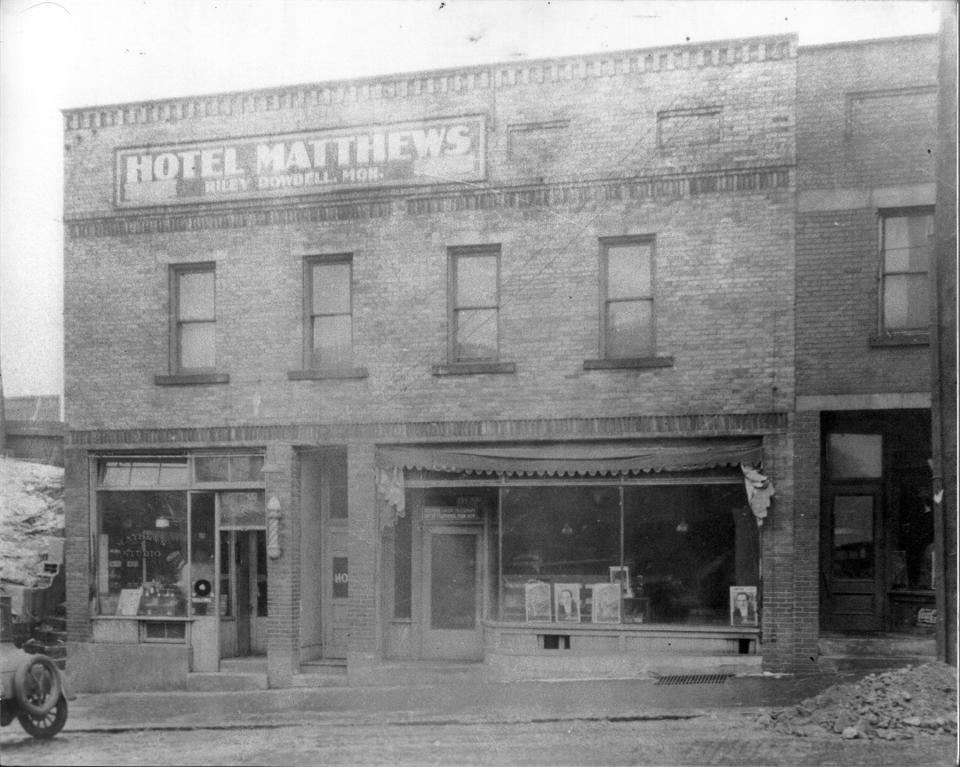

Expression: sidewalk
xmin=63 ymin=671 xmax=864 ymax=732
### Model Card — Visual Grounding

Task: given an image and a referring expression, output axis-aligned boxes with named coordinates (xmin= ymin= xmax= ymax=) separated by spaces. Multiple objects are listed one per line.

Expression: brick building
xmin=60 ymin=33 xmax=942 ymax=692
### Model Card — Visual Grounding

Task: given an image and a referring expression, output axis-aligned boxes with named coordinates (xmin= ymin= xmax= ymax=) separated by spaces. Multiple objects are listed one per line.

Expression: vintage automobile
xmin=1 ymin=597 xmax=73 ymax=738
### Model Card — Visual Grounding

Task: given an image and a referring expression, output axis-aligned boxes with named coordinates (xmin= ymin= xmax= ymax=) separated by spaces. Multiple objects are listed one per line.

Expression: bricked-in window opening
xmin=305 ymin=254 xmax=353 ymax=369
xmin=449 ymin=246 xmax=500 ymax=362
xmin=171 ymin=263 xmax=216 ymax=373
xmin=539 ymin=634 xmax=570 ymax=650
xmin=879 ymin=209 xmax=933 ymax=334
xmin=600 ymin=237 xmax=655 ymax=359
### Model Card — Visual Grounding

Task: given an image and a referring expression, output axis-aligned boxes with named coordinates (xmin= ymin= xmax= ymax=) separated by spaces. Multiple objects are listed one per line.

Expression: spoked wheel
xmin=17 ymin=695 xmax=68 ymax=739
xmin=14 ymin=655 xmax=62 ymax=717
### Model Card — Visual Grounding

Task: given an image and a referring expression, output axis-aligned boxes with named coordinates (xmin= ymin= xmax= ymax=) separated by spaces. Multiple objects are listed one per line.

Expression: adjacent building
xmin=61 ymin=32 xmax=946 ymax=692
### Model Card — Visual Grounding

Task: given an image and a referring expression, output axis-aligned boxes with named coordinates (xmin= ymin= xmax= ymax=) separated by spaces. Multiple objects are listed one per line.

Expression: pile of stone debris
xmin=759 ymin=662 xmax=958 ymax=740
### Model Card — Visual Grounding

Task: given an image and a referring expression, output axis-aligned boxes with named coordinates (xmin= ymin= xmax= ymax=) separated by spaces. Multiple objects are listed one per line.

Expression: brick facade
xmin=59 ymin=33 xmax=943 ymax=691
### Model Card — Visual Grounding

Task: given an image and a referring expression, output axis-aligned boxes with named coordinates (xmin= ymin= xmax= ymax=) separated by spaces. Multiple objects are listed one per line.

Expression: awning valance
xmin=376 ymin=439 xmax=763 ymax=478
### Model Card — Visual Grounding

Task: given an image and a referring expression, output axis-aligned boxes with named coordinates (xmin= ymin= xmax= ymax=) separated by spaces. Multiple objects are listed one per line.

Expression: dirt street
xmin=2 ymin=712 xmax=955 ymax=766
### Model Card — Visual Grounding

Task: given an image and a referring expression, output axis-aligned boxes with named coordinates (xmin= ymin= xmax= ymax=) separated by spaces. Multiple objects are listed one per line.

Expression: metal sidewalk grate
xmin=654 ymin=673 xmax=732 ymax=686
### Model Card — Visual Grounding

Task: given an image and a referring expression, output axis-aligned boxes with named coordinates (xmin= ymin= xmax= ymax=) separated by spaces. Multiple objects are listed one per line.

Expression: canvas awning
xmin=376 ymin=439 xmax=763 ymax=478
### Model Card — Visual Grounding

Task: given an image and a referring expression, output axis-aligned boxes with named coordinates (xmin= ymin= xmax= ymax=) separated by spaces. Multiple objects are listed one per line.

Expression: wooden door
xmin=821 ymin=488 xmax=883 ymax=631
xmin=421 ymin=526 xmax=483 ymax=660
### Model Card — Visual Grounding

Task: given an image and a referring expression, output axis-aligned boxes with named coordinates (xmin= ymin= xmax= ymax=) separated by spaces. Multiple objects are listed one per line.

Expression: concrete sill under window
xmin=288 ymin=367 xmax=369 ymax=380
xmin=432 ymin=361 xmax=517 ymax=376
xmin=583 ymin=356 xmax=674 ymax=371
xmin=154 ymin=373 xmax=230 ymax=386
xmin=869 ymin=333 xmax=929 ymax=348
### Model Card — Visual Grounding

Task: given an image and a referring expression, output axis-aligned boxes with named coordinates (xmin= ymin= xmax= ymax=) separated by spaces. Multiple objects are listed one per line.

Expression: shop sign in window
xmin=333 ymin=557 xmax=349 ymax=598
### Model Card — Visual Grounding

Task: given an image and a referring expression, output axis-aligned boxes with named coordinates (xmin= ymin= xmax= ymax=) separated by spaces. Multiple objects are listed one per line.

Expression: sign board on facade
xmin=422 ymin=506 xmax=478 ymax=522
xmin=115 ymin=115 xmax=486 ymax=208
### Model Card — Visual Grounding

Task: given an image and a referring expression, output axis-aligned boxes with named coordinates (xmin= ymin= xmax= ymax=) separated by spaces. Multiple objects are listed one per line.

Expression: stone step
xmin=818 ymin=635 xmax=936 ymax=658
xmin=816 ymin=655 xmax=937 ymax=674
xmin=219 ymin=658 xmax=267 ymax=674
xmin=186 ymin=672 xmax=268 ymax=692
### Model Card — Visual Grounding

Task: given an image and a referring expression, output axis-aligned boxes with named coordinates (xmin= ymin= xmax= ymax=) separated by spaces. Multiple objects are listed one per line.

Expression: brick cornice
xmin=65 ymin=166 xmax=793 ymax=238
xmin=65 ymin=411 xmax=788 ymax=449
xmin=63 ymin=35 xmax=797 ymax=132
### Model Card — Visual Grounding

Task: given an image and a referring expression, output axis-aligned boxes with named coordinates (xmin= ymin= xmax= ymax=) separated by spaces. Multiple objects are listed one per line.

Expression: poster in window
xmin=554 ymin=583 xmax=581 ymax=622
xmin=591 ymin=582 xmax=621 ymax=623
xmin=116 ymin=588 xmax=143 ymax=616
xmin=524 ymin=582 xmax=552 ymax=622
xmin=730 ymin=586 xmax=758 ymax=626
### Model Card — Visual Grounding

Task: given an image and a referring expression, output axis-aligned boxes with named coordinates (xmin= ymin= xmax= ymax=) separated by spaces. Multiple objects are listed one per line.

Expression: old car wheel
xmin=13 ymin=655 xmax=62 ymax=718
xmin=17 ymin=694 xmax=68 ymax=739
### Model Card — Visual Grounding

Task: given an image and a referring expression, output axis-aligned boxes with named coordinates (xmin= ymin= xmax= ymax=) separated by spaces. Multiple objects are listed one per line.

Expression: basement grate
xmin=654 ymin=673 xmax=732 ymax=686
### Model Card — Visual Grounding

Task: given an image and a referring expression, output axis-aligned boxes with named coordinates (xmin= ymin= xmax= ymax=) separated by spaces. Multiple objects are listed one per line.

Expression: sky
xmin=0 ymin=0 xmax=946 ymax=399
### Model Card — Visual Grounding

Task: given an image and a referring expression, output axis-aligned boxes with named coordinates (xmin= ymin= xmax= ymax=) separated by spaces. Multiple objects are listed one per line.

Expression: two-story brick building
xmin=60 ymin=32 xmax=943 ymax=693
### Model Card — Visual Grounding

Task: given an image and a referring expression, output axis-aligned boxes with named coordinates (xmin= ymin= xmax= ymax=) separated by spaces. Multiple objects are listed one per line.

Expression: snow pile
xmin=759 ymin=662 xmax=958 ymax=740
xmin=0 ymin=456 xmax=64 ymax=587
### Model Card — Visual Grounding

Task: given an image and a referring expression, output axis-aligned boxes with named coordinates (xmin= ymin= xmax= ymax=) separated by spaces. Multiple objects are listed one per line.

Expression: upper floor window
xmin=450 ymin=246 xmax=500 ymax=362
xmin=880 ymin=210 xmax=933 ymax=334
xmin=171 ymin=264 xmax=216 ymax=372
xmin=602 ymin=238 xmax=655 ymax=358
xmin=305 ymin=255 xmax=353 ymax=369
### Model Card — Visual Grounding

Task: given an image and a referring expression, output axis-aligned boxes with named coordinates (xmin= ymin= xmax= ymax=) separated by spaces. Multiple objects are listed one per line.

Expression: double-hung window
xmin=880 ymin=209 xmax=933 ymax=335
xmin=305 ymin=255 xmax=353 ymax=369
xmin=450 ymin=246 xmax=500 ymax=362
xmin=601 ymin=238 xmax=655 ymax=359
xmin=172 ymin=264 xmax=216 ymax=372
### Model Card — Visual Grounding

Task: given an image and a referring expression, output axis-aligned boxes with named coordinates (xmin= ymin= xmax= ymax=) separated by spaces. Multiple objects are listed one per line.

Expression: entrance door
xmin=220 ymin=529 xmax=267 ymax=657
xmin=421 ymin=526 xmax=483 ymax=660
xmin=821 ymin=488 xmax=882 ymax=631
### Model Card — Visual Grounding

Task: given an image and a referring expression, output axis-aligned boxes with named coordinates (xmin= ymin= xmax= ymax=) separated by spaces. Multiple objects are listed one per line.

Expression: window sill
xmin=288 ymin=367 xmax=369 ymax=380
xmin=154 ymin=373 xmax=230 ymax=386
xmin=869 ymin=333 xmax=929 ymax=348
xmin=432 ymin=361 xmax=517 ymax=376
xmin=583 ymin=356 xmax=674 ymax=370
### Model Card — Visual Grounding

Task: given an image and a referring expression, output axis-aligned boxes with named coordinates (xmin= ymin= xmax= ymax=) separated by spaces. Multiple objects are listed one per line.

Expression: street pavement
xmin=2 ymin=672 xmax=957 ymax=765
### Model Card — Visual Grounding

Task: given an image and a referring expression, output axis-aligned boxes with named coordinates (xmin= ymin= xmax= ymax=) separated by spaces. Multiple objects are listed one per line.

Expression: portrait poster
xmin=554 ymin=583 xmax=581 ymax=622
xmin=591 ymin=582 xmax=621 ymax=623
xmin=524 ymin=581 xmax=552 ymax=622
xmin=729 ymin=586 xmax=758 ymax=626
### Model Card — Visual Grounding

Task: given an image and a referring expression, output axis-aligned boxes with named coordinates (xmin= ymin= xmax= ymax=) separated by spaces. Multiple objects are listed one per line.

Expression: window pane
xmin=832 ymin=495 xmax=874 ymax=579
xmin=96 ymin=491 xmax=188 ymax=617
xmin=607 ymin=243 xmax=651 ymax=299
xmin=884 ymin=215 xmax=933 ymax=271
xmin=178 ymin=270 xmax=214 ymax=321
xmin=312 ymin=262 xmax=351 ymax=314
xmin=313 ymin=315 xmax=352 ymax=367
xmin=179 ymin=322 xmax=215 ymax=369
xmin=884 ymin=274 xmax=929 ymax=330
xmin=455 ymin=255 xmax=497 ymax=306
xmin=157 ymin=459 xmax=189 ymax=486
xmin=455 ymin=309 xmax=498 ymax=360
xmin=128 ymin=461 xmax=161 ymax=486
xmin=430 ymin=532 xmax=477 ymax=629
xmin=828 ymin=434 xmax=882 ymax=479
xmin=606 ymin=300 xmax=653 ymax=357
xmin=219 ymin=491 xmax=265 ymax=527
xmin=393 ymin=511 xmax=412 ymax=618
xmin=623 ymin=485 xmax=750 ymax=625
xmin=190 ymin=493 xmax=216 ymax=615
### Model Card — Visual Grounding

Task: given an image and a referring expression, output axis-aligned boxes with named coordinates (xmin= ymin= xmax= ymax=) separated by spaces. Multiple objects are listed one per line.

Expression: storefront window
xmin=498 ymin=482 xmax=755 ymax=626
xmin=97 ymin=491 xmax=189 ymax=617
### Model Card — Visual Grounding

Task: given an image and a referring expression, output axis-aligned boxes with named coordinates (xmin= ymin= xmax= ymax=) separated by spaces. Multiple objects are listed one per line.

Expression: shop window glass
xmin=828 ymin=434 xmax=882 ymax=479
xmin=880 ymin=210 xmax=933 ymax=333
xmin=325 ymin=450 xmax=349 ymax=519
xmin=189 ymin=493 xmax=216 ymax=616
xmin=889 ymin=481 xmax=935 ymax=591
xmin=96 ymin=491 xmax=188 ymax=617
xmin=832 ymin=495 xmax=875 ymax=579
xmin=194 ymin=454 xmax=264 ymax=483
xmin=393 ymin=511 xmax=412 ymax=619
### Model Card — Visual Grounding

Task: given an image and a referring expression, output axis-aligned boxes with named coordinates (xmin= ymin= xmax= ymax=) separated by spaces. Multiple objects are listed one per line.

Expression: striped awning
xmin=376 ymin=439 xmax=763 ymax=478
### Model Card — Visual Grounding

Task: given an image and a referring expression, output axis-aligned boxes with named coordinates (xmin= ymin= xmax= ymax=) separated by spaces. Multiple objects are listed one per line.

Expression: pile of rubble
xmin=0 ymin=456 xmax=64 ymax=587
xmin=759 ymin=662 xmax=958 ymax=740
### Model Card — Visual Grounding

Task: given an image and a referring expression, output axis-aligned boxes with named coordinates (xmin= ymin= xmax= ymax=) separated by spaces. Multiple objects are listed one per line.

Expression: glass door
xmin=421 ymin=525 xmax=484 ymax=660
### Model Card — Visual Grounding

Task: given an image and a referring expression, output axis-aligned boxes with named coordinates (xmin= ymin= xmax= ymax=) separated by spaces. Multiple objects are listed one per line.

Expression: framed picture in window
xmin=729 ymin=586 xmax=758 ymax=626
xmin=609 ymin=566 xmax=633 ymax=597
xmin=524 ymin=581 xmax=552 ymax=622
xmin=591 ymin=582 xmax=621 ymax=623
xmin=554 ymin=583 xmax=581 ymax=622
